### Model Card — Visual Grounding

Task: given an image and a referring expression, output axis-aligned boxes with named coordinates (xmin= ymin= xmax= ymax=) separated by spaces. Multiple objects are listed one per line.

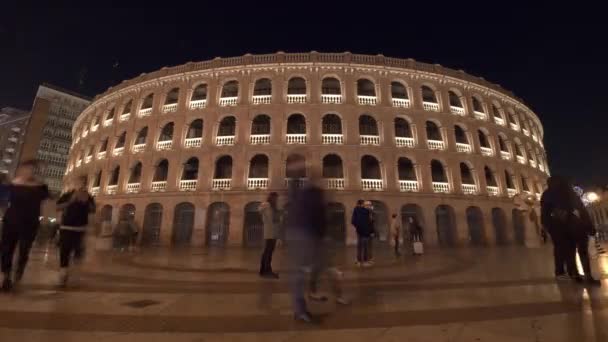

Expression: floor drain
xmin=122 ymin=299 xmax=161 ymax=308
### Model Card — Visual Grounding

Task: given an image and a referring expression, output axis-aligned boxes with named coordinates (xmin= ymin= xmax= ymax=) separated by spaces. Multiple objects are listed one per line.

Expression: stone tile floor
xmin=1 ymin=242 xmax=608 ymax=341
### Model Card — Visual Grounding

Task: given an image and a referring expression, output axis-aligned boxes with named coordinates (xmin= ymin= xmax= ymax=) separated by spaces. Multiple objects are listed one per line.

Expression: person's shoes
xmin=336 ymin=296 xmax=350 ymax=305
xmin=261 ymin=272 xmax=279 ymax=279
xmin=309 ymin=292 xmax=328 ymax=302
xmin=58 ymin=268 xmax=69 ymax=287
xmin=294 ymin=311 xmax=313 ymax=323
xmin=555 ymin=274 xmax=570 ymax=282
xmin=1 ymin=277 xmax=12 ymax=292
xmin=584 ymin=276 xmax=602 ymax=286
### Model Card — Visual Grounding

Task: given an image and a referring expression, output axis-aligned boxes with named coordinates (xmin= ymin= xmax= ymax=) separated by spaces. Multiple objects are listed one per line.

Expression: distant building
xmin=18 ymin=84 xmax=90 ymax=194
xmin=0 ymin=107 xmax=31 ymax=177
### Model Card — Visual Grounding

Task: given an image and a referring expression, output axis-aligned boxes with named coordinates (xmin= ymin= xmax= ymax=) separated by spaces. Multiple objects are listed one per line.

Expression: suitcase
xmin=413 ymin=241 xmax=424 ymax=255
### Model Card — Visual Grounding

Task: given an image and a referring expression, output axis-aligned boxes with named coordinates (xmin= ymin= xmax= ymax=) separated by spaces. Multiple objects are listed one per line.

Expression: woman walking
xmin=259 ymin=192 xmax=281 ymax=279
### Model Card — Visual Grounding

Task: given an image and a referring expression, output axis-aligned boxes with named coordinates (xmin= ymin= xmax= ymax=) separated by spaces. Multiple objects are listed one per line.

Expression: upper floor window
xmin=181 ymin=157 xmax=199 ymax=181
xmin=251 ymin=115 xmax=271 ymax=135
xmin=122 ymin=100 xmax=132 ymax=115
xmin=164 ymin=88 xmax=180 ymax=105
xmin=359 ymin=115 xmax=379 ymax=136
xmin=218 ymin=116 xmax=236 ymax=136
xmin=460 ymin=162 xmax=476 ymax=186
xmin=141 ymin=94 xmax=154 ymax=109
xmin=421 ymin=86 xmax=437 ymax=103
xmin=357 ymin=79 xmax=376 ymax=97
xmin=191 ymin=84 xmax=208 ymax=101
xmin=431 ymin=160 xmax=448 ymax=183
xmin=394 ymin=118 xmax=412 ymax=138
xmin=322 ymin=114 xmax=342 ymax=135
xmin=154 ymin=159 xmax=169 ymax=182
xmin=449 ymin=91 xmax=463 ymax=108
xmin=159 ymin=122 xmax=174 ymax=141
xmin=186 ymin=119 xmax=204 ymax=139
xmin=454 ymin=125 xmax=469 ymax=144
xmin=134 ymin=127 xmax=148 ymax=145
xmin=129 ymin=162 xmax=143 ymax=184
xmin=472 ymin=97 xmax=484 ymax=113
xmin=221 ymin=81 xmax=239 ymax=98
xmin=321 ymin=77 xmax=341 ymax=95
xmin=287 ymin=77 xmax=306 ymax=95
xmin=115 ymin=132 xmax=126 ymax=149
xmin=248 ymin=154 xmax=269 ymax=179
xmin=253 ymin=78 xmax=272 ymax=96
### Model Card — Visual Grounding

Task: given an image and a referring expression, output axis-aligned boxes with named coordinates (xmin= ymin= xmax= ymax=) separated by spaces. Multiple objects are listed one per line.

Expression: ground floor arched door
xmin=370 ymin=201 xmax=389 ymax=242
xmin=436 ymin=205 xmax=456 ymax=247
xmin=492 ymin=208 xmax=508 ymax=245
xmin=206 ymin=202 xmax=230 ymax=247
xmin=142 ymin=203 xmax=163 ymax=246
xmin=512 ymin=209 xmax=526 ymax=245
xmin=243 ymin=202 xmax=263 ymax=247
xmin=98 ymin=205 xmax=113 ymax=236
xmin=172 ymin=202 xmax=195 ymax=246
xmin=326 ymin=202 xmax=346 ymax=244
xmin=466 ymin=206 xmax=486 ymax=246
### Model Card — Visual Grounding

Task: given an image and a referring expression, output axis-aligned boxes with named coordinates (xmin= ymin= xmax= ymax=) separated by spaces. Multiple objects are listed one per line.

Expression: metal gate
xmin=172 ymin=202 xmax=194 ymax=246
xmin=142 ymin=203 xmax=163 ymax=246
xmin=244 ymin=202 xmax=263 ymax=247
xmin=466 ymin=206 xmax=486 ymax=246
xmin=206 ymin=202 xmax=230 ymax=247
xmin=436 ymin=205 xmax=456 ymax=247
xmin=326 ymin=202 xmax=346 ymax=244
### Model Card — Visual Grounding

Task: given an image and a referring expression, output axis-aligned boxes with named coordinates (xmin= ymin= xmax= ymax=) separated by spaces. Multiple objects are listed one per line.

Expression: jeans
xmin=1 ymin=223 xmax=38 ymax=276
xmin=259 ymin=238 xmax=276 ymax=274
xmin=357 ymin=235 xmax=370 ymax=262
xmin=394 ymin=236 xmax=400 ymax=256
xmin=59 ymin=230 xmax=85 ymax=268
xmin=550 ymin=229 xmax=592 ymax=277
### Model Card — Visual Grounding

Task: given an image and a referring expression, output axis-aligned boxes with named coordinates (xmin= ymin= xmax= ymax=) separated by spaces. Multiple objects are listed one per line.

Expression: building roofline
xmin=41 ymin=83 xmax=92 ymax=101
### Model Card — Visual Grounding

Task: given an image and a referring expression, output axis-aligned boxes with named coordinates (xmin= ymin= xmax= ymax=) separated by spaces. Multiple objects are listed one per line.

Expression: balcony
xmin=536 ymin=193 xmax=541 ymax=201
xmin=10 ymin=127 xmax=20 ymax=132
xmin=427 ymin=140 xmax=445 ymax=150
xmin=74 ymin=136 xmax=80 ymax=144
xmin=219 ymin=97 xmax=238 ymax=106
xmin=532 ymin=134 xmax=538 ymax=142
xmin=120 ymin=113 xmax=130 ymax=122
xmin=399 ymin=180 xmax=419 ymax=192
xmin=1 ymin=158 xmax=12 ymax=164
xmin=151 ymin=181 xmax=167 ymax=192
xmin=5 ymin=147 xmax=14 ymax=153
xmin=286 ymin=134 xmax=306 ymax=144
xmin=179 ymin=179 xmax=197 ymax=191
xmin=486 ymin=186 xmax=500 ymax=196
xmin=287 ymin=94 xmax=307 ymax=104
xmin=357 ymin=95 xmax=377 ymax=106
xmin=450 ymin=106 xmax=466 ymax=116
xmin=461 ymin=184 xmax=477 ymax=195
xmin=106 ymin=185 xmax=118 ymax=195
xmin=510 ymin=123 xmax=519 ymax=131
xmin=76 ymin=160 xmax=82 ymax=167
xmin=516 ymin=155 xmax=526 ymax=164
xmin=539 ymin=163 xmax=545 ymax=172
xmin=247 ymin=178 xmax=268 ymax=190
xmin=432 ymin=182 xmax=450 ymax=193
xmin=97 ymin=151 xmax=107 ymax=159
xmin=480 ymin=146 xmax=494 ymax=157
xmin=325 ymin=178 xmax=345 ymax=190
xmin=392 ymin=98 xmax=410 ymax=108
xmin=322 ymin=134 xmax=343 ymax=145
xmin=103 ymin=119 xmax=113 ymax=127
xmin=90 ymin=187 xmax=100 ymax=196
xmin=361 ymin=179 xmax=383 ymax=191
xmin=8 ymin=137 xmax=18 ymax=143
xmin=126 ymin=183 xmax=141 ymax=194
xmin=522 ymin=129 xmax=530 ymax=136
xmin=321 ymin=94 xmax=342 ymax=104
xmin=494 ymin=117 xmax=505 ymax=126
xmin=212 ymin=179 xmax=231 ymax=190
xmin=529 ymin=160 xmax=537 ymax=168
xmin=162 ymin=103 xmax=178 ymax=113
xmin=474 ymin=111 xmax=487 ymax=120
xmin=216 ymin=136 xmax=235 ymax=146
xmin=360 ymin=135 xmax=380 ymax=145
xmin=132 ymin=144 xmax=146 ymax=153
xmin=285 ymin=178 xmax=307 ymax=188
xmin=156 ymin=140 xmax=173 ymax=151
xmin=91 ymin=124 xmax=99 ymax=132
xmin=113 ymin=147 xmax=124 ymax=156
xmin=395 ymin=137 xmax=415 ymax=148
xmin=82 ymin=129 xmax=88 ymax=138
xmin=500 ymin=151 xmax=511 ymax=160
xmin=507 ymin=188 xmax=518 ymax=198
xmin=423 ymin=102 xmax=440 ymax=112
xmin=139 ymin=108 xmax=152 ymax=117
xmin=252 ymin=95 xmax=271 ymax=105
xmin=85 ymin=155 xmax=92 ymax=163
xmin=183 ymin=137 xmax=202 ymax=148
xmin=456 ymin=143 xmax=472 ymax=153
xmin=189 ymin=99 xmax=207 ymax=109
xmin=250 ymin=134 xmax=270 ymax=145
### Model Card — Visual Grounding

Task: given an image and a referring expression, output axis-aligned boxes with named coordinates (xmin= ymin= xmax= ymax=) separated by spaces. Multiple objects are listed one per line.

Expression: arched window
xmin=251 ymin=115 xmax=270 ymax=135
xmin=85 ymin=145 xmax=93 ymax=158
xmin=159 ymin=122 xmax=174 ymax=141
xmin=108 ymin=166 xmax=120 ymax=186
xmin=221 ymin=80 xmax=239 ymax=98
xmin=397 ymin=157 xmax=416 ymax=180
xmin=478 ymin=130 xmax=490 ymax=148
xmin=164 ymin=88 xmax=179 ymax=105
xmin=498 ymin=135 xmax=508 ymax=152
xmin=248 ymin=154 xmax=269 ymax=178
xmin=129 ymin=162 xmax=142 ymax=183
xmin=135 ymin=127 xmax=148 ymax=145
xmin=361 ymin=155 xmax=381 ymax=179
xmin=426 ymin=121 xmax=442 ymax=141
xmin=394 ymin=118 xmax=412 ymax=138
xmin=286 ymin=154 xmax=306 ymax=179
xmin=286 ymin=114 xmax=306 ymax=134
xmin=485 ymin=166 xmax=497 ymax=187
xmin=122 ymin=100 xmax=132 ymax=115
xmin=472 ymin=97 xmax=484 ymax=113
xmin=431 ymin=160 xmax=447 ymax=182
xmin=141 ymin=94 xmax=153 ymax=109
xmin=253 ymin=78 xmax=272 ymax=96
xmin=421 ymin=86 xmax=437 ymax=103
xmin=508 ymin=111 xmax=518 ymax=127
xmin=191 ymin=84 xmax=207 ymax=103
xmin=92 ymin=170 xmax=102 ymax=187
xmin=322 ymin=114 xmax=342 ymax=134
xmin=449 ymin=91 xmax=463 ymax=107
xmin=106 ymin=107 xmax=115 ymax=121
xmin=214 ymin=156 xmax=233 ymax=179
xmin=391 ymin=82 xmax=408 ymax=99
xmin=153 ymin=159 xmax=169 ymax=181
xmin=186 ymin=119 xmax=203 ymax=139
xmin=287 ymin=77 xmax=306 ymax=94
xmin=181 ymin=157 xmax=199 ymax=180
xmin=491 ymin=104 xmax=502 ymax=120
xmin=323 ymin=154 xmax=344 ymax=179
xmin=515 ymin=143 xmax=525 ymax=158
xmin=460 ymin=163 xmax=475 ymax=185
xmin=99 ymin=137 xmax=108 ymax=153
xmin=115 ymin=131 xmax=126 ymax=149
xmin=321 ymin=77 xmax=341 ymax=95
xmin=92 ymin=115 xmax=100 ymax=127
xmin=454 ymin=125 xmax=468 ymax=144
xmin=504 ymin=170 xmax=516 ymax=189
xmin=218 ymin=116 xmax=236 ymax=136
xmin=359 ymin=115 xmax=378 ymax=136
xmin=357 ymin=79 xmax=376 ymax=97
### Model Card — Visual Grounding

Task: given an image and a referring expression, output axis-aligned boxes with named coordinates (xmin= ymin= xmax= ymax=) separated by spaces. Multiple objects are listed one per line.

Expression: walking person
xmin=259 ymin=192 xmax=281 ymax=279
xmin=1 ymin=160 xmax=50 ymax=291
xmin=364 ymin=201 xmax=376 ymax=263
xmin=56 ymin=176 xmax=96 ymax=286
xmin=390 ymin=213 xmax=401 ymax=257
xmin=351 ymin=200 xmax=372 ymax=267
xmin=407 ymin=216 xmax=424 ymax=255
xmin=541 ymin=176 xmax=601 ymax=285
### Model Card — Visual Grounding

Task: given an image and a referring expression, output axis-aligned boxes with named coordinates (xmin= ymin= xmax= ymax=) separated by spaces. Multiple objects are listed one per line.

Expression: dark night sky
xmin=1 ymin=3 xmax=607 ymax=187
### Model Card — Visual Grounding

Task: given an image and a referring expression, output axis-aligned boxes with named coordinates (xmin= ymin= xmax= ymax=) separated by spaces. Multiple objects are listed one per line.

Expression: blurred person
xmin=259 ymin=192 xmax=281 ymax=279
xmin=541 ymin=176 xmax=600 ymax=285
xmin=0 ymin=160 xmax=50 ymax=291
xmin=351 ymin=199 xmax=372 ymax=266
xmin=364 ymin=200 xmax=375 ymax=263
xmin=56 ymin=176 xmax=96 ymax=286
xmin=114 ymin=217 xmax=136 ymax=251
xmin=407 ymin=216 xmax=423 ymax=242
xmin=390 ymin=213 xmax=401 ymax=257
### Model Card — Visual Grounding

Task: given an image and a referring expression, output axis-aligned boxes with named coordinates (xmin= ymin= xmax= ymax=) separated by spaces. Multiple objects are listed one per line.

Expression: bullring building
xmin=65 ymin=52 xmax=549 ymax=248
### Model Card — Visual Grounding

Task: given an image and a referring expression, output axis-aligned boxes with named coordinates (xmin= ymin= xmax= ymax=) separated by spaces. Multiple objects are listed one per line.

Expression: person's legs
xmin=259 ymin=239 xmax=276 ymax=275
xmin=361 ymin=236 xmax=370 ymax=263
xmin=368 ymin=237 xmax=373 ymax=261
xmin=549 ymin=230 xmax=567 ymax=276
xmin=356 ymin=235 xmax=364 ymax=263
xmin=394 ymin=236 xmax=400 ymax=256
xmin=15 ymin=226 xmax=38 ymax=282
xmin=1 ymin=226 xmax=19 ymax=289
xmin=575 ymin=236 xmax=595 ymax=280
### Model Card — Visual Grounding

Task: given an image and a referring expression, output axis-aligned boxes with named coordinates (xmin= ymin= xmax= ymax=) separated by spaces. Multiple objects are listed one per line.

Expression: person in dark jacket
xmin=541 ymin=176 xmax=600 ymax=285
xmin=351 ymin=199 xmax=372 ymax=266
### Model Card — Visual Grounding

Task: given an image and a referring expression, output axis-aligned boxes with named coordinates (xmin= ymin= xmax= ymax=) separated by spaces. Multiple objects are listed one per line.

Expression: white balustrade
xmin=321 ymin=94 xmax=342 ymax=104
xmin=85 ymin=156 xmax=92 ymax=163
xmin=90 ymin=187 xmax=100 ymax=196
xmin=395 ymin=137 xmax=415 ymax=148
xmin=219 ymin=96 xmax=238 ymax=106
xmin=7 ymin=137 xmax=18 ymax=143
xmin=103 ymin=119 xmax=113 ymax=127
xmin=536 ymin=193 xmax=541 ymax=201
xmin=392 ymin=98 xmax=410 ymax=108
xmin=151 ymin=181 xmax=167 ymax=192
xmin=474 ymin=111 xmax=487 ymax=120
xmin=529 ymin=160 xmax=537 ymax=168
xmin=427 ymin=139 xmax=445 ymax=150
xmin=132 ymin=144 xmax=146 ymax=153
xmin=516 ymin=155 xmax=526 ymax=164
xmin=156 ymin=140 xmax=173 ymax=150
xmin=461 ymin=184 xmax=477 ymax=195
xmin=287 ymin=94 xmax=307 ymax=104
xmin=97 ymin=151 xmax=106 ymax=159
xmin=286 ymin=134 xmax=306 ymax=144
xmin=91 ymin=124 xmax=99 ymax=132
xmin=450 ymin=106 xmax=466 ymax=116
xmin=486 ymin=186 xmax=500 ymax=196
xmin=212 ymin=179 xmax=231 ymax=190
xmin=510 ymin=123 xmax=519 ymax=131
xmin=184 ymin=137 xmax=202 ymax=148
xmin=76 ymin=160 xmax=82 ymax=167
xmin=216 ymin=135 xmax=236 ymax=146
xmin=361 ymin=179 xmax=383 ymax=191
xmin=126 ymin=183 xmax=141 ymax=193
xmin=423 ymin=101 xmax=440 ymax=112
xmin=357 ymin=95 xmax=377 ymax=106
xmin=360 ymin=135 xmax=380 ymax=145
xmin=162 ymin=103 xmax=178 ymax=113
xmin=252 ymin=95 xmax=272 ymax=105
xmin=507 ymin=188 xmax=518 ymax=198
xmin=325 ymin=178 xmax=345 ymax=190
xmin=179 ymin=179 xmax=198 ymax=191
xmin=247 ymin=178 xmax=268 ymax=190
xmin=106 ymin=185 xmax=118 ymax=195
xmin=322 ymin=134 xmax=343 ymax=145
xmin=250 ymin=134 xmax=270 ymax=145
xmin=456 ymin=143 xmax=472 ymax=153
xmin=539 ymin=163 xmax=545 ymax=172
xmin=189 ymin=99 xmax=207 ymax=109
xmin=113 ymin=147 xmax=124 ymax=156
xmin=285 ymin=178 xmax=307 ymax=188
xmin=480 ymin=146 xmax=494 ymax=156
xmin=500 ymin=151 xmax=511 ymax=160
xmin=523 ymin=129 xmax=530 ymax=136
xmin=494 ymin=117 xmax=505 ymax=125
xmin=399 ymin=180 xmax=419 ymax=192
xmin=432 ymin=182 xmax=450 ymax=193
xmin=532 ymin=135 xmax=538 ymax=142
xmin=138 ymin=108 xmax=152 ymax=117
xmin=82 ymin=129 xmax=88 ymax=138
xmin=120 ymin=113 xmax=130 ymax=122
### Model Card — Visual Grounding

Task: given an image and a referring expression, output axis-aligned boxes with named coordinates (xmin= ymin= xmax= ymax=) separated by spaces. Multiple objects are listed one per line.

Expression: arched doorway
xmin=206 ymin=202 xmax=230 ymax=246
xmin=466 ymin=206 xmax=486 ymax=246
xmin=512 ymin=209 xmax=526 ymax=245
xmin=401 ymin=204 xmax=424 ymax=239
xmin=243 ymin=202 xmax=263 ymax=247
xmin=172 ymin=202 xmax=194 ymax=246
xmin=370 ymin=201 xmax=389 ymax=242
xmin=326 ymin=202 xmax=346 ymax=244
xmin=119 ymin=204 xmax=136 ymax=221
xmin=436 ymin=205 xmax=456 ymax=247
xmin=98 ymin=204 xmax=113 ymax=235
xmin=492 ymin=208 xmax=508 ymax=245
xmin=142 ymin=203 xmax=163 ymax=246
